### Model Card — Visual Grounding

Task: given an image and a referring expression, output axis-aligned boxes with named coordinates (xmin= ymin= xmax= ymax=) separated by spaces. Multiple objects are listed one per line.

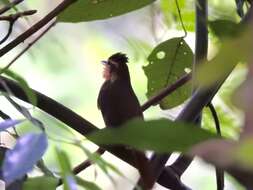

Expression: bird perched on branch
xmin=97 ymin=52 xmax=143 ymax=127
xmin=97 ymin=52 xmax=153 ymax=189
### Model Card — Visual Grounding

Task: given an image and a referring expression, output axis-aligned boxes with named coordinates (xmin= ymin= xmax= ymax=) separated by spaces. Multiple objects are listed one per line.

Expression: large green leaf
xmin=87 ymin=119 xmax=219 ymax=153
xmin=143 ymin=37 xmax=193 ymax=109
xmin=58 ymin=0 xmax=156 ymax=23
xmin=23 ymin=177 xmax=58 ymax=190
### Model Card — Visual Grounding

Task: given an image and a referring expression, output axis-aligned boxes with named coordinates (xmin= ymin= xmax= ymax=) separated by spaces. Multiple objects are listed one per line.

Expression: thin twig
xmin=0 ymin=0 xmax=23 ymax=15
xmin=1 ymin=20 xmax=57 ymax=73
xmin=207 ymin=102 xmax=224 ymax=190
xmin=0 ymin=10 xmax=37 ymax=21
xmin=0 ymin=10 xmax=37 ymax=45
xmin=141 ymin=72 xmax=191 ymax=111
xmin=0 ymin=0 xmax=77 ymax=57
xmin=175 ymin=0 xmax=187 ymax=37
xmin=208 ymin=103 xmax=222 ymax=136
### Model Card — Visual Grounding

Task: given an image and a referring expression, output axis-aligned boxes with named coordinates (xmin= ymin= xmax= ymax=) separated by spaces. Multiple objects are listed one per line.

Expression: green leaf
xmin=87 ymin=119 xmax=219 ymax=153
xmin=23 ymin=177 xmax=58 ymax=190
xmin=143 ymin=37 xmax=193 ymax=109
xmin=55 ymin=148 xmax=78 ymax=190
xmin=58 ymin=0 xmax=156 ymax=23
xmin=235 ymin=139 xmax=253 ymax=169
xmin=0 ymin=69 xmax=37 ymax=106
xmin=76 ymin=176 xmax=102 ymax=190
xmin=56 ymin=148 xmax=72 ymax=174
xmin=209 ymin=20 xmax=240 ymax=39
xmin=79 ymin=145 xmax=123 ymax=177
xmin=196 ymin=27 xmax=252 ymax=87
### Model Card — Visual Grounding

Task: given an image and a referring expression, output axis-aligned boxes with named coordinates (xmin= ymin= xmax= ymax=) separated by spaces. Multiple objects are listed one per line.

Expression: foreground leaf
xmin=209 ymin=19 xmax=240 ymax=39
xmin=3 ymin=133 xmax=48 ymax=184
xmin=58 ymin=0 xmax=155 ymax=23
xmin=56 ymin=148 xmax=78 ymax=190
xmin=76 ymin=176 xmax=101 ymax=190
xmin=87 ymin=119 xmax=218 ymax=153
xmin=23 ymin=176 xmax=58 ymax=190
xmin=196 ymin=27 xmax=252 ymax=87
xmin=143 ymin=37 xmax=193 ymax=109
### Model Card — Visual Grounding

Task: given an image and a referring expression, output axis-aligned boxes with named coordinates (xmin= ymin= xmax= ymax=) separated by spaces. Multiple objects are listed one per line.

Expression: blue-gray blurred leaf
xmin=66 ymin=175 xmax=78 ymax=190
xmin=87 ymin=119 xmax=219 ymax=153
xmin=0 ymin=119 xmax=24 ymax=131
xmin=23 ymin=176 xmax=58 ymax=190
xmin=3 ymin=133 xmax=48 ymax=184
xmin=58 ymin=0 xmax=156 ymax=23
xmin=143 ymin=37 xmax=193 ymax=109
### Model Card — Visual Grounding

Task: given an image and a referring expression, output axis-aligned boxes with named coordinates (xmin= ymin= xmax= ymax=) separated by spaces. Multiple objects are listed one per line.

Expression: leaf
xmin=190 ymin=139 xmax=236 ymax=168
xmin=209 ymin=19 xmax=240 ymax=39
xmin=3 ymin=133 xmax=48 ymax=184
xmin=143 ymin=37 xmax=193 ymax=109
xmin=66 ymin=175 xmax=78 ymax=190
xmin=87 ymin=119 xmax=219 ymax=153
xmin=196 ymin=27 xmax=252 ymax=87
xmin=234 ymin=138 xmax=253 ymax=169
xmin=55 ymin=148 xmax=78 ymax=190
xmin=0 ymin=119 xmax=24 ymax=131
xmin=76 ymin=176 xmax=102 ymax=190
xmin=58 ymin=0 xmax=156 ymax=23
xmin=1 ymin=69 xmax=37 ymax=106
xmin=23 ymin=177 xmax=58 ymax=190
xmin=80 ymin=145 xmax=123 ymax=178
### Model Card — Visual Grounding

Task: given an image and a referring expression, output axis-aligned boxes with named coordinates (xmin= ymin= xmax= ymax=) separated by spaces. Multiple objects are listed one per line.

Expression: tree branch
xmin=0 ymin=0 xmax=76 ymax=57
xmin=0 ymin=10 xmax=37 ymax=45
xmin=141 ymin=72 xmax=191 ymax=111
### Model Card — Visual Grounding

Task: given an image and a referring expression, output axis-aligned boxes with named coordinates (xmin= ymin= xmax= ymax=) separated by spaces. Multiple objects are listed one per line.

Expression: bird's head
xmin=102 ymin=52 xmax=130 ymax=83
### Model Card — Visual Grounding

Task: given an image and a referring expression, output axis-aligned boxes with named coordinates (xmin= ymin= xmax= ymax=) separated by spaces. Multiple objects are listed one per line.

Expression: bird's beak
xmin=101 ymin=60 xmax=108 ymax=65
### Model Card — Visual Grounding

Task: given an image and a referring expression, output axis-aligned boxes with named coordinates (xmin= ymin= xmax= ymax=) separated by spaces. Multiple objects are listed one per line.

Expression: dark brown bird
xmin=97 ymin=52 xmax=153 ymax=189
xmin=97 ymin=52 xmax=143 ymax=127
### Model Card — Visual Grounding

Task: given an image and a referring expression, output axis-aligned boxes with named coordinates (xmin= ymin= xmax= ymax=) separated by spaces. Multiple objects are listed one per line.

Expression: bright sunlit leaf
xmin=87 ymin=119 xmax=219 ymax=153
xmin=58 ymin=0 xmax=156 ymax=23
xmin=196 ymin=27 xmax=252 ymax=87
xmin=143 ymin=37 xmax=193 ymax=109
xmin=3 ymin=133 xmax=48 ymax=184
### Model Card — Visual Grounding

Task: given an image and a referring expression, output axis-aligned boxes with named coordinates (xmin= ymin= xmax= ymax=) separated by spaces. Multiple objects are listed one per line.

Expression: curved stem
xmin=175 ymin=0 xmax=187 ymax=37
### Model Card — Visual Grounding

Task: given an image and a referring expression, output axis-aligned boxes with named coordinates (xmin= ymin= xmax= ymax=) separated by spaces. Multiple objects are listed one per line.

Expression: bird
xmin=97 ymin=52 xmax=143 ymax=127
xmin=97 ymin=52 xmax=153 ymax=189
